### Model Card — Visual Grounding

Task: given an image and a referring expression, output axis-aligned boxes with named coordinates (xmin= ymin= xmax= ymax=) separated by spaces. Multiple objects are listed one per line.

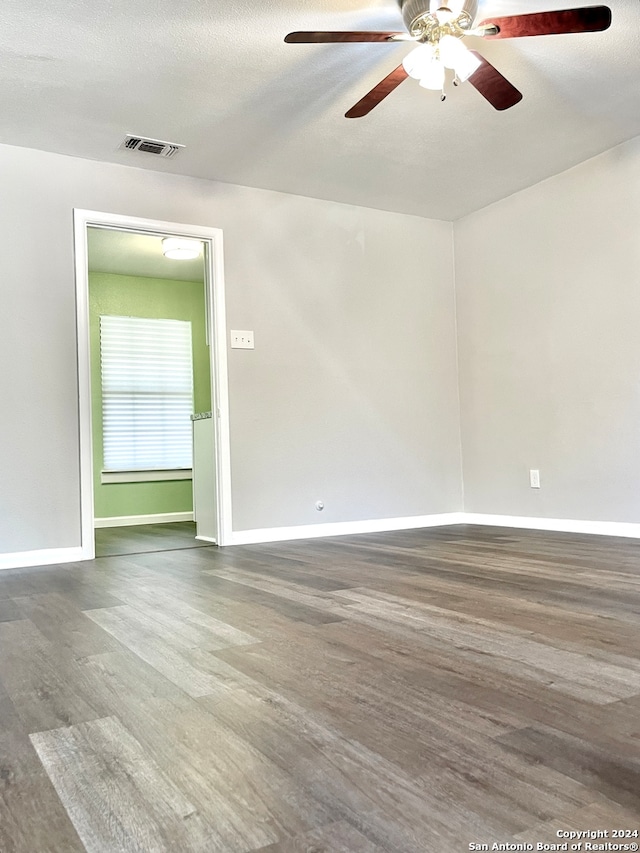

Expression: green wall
xmin=89 ymin=272 xmax=211 ymax=519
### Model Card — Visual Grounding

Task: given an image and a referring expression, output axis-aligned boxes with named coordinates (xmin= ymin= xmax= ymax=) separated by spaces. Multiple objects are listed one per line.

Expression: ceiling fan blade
xmin=478 ymin=5 xmax=611 ymax=39
xmin=284 ymin=31 xmax=409 ymax=44
xmin=345 ymin=64 xmax=409 ymax=118
xmin=467 ymin=52 xmax=523 ymax=110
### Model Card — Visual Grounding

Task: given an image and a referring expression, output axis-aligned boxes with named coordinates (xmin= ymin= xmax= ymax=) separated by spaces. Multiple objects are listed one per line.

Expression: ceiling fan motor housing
xmin=399 ymin=0 xmax=479 ymax=35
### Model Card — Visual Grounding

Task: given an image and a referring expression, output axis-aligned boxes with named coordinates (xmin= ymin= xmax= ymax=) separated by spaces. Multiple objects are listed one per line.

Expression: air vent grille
xmin=120 ymin=135 xmax=184 ymax=158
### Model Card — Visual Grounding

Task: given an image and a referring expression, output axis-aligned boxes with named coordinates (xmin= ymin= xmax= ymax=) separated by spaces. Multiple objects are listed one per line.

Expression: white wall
xmin=454 ymin=136 xmax=640 ymax=523
xmin=0 ymin=142 xmax=462 ymax=557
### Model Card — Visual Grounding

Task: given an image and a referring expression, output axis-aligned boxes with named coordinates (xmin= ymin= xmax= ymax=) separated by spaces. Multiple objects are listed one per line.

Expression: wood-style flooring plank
xmin=0 ymin=522 xmax=639 ymax=851
xmin=30 ymin=716 xmax=216 ymax=852
xmin=12 ymin=592 xmax=122 ymax=658
xmin=112 ymin=692 xmax=331 ymax=849
xmin=211 ymin=568 xmax=640 ymax=703
xmin=84 ymin=606 xmax=254 ymax=699
xmin=365 ymin=574 xmax=640 ymax=657
xmin=201 ymin=576 xmax=346 ymax=626
xmin=331 ymin=587 xmax=640 ymax=702
xmin=0 ymin=620 xmax=108 ymax=732
xmin=199 ymin=684 xmax=478 ymax=852
xmin=99 ymin=586 xmax=259 ymax=648
xmin=255 ymin=819 xmax=385 ymax=851
xmin=497 ymin=723 xmax=640 ymax=812
xmin=0 ymin=678 xmax=86 ymax=853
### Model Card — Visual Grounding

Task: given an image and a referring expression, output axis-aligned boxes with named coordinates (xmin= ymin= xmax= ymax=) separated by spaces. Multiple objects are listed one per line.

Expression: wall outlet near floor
xmin=230 ymin=330 xmax=254 ymax=349
xmin=529 ymin=469 xmax=541 ymax=489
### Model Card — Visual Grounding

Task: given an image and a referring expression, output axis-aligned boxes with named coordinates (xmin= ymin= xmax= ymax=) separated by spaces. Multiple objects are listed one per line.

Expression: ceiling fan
xmin=284 ymin=0 xmax=611 ymax=115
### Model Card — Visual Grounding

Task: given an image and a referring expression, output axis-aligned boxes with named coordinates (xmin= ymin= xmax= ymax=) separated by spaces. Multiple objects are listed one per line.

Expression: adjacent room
xmin=87 ymin=227 xmax=213 ymax=557
xmin=0 ymin=0 xmax=639 ymax=851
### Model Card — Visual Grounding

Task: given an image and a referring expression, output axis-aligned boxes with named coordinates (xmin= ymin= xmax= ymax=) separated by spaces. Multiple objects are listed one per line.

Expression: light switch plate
xmin=230 ymin=330 xmax=254 ymax=349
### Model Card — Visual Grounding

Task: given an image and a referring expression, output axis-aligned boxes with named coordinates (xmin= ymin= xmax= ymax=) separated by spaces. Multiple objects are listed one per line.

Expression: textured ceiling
xmin=1 ymin=0 xmax=638 ymax=220
xmin=88 ymin=228 xmax=204 ymax=281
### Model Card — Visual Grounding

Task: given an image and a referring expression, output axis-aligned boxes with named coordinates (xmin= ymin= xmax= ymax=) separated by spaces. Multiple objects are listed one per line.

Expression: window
xmin=100 ymin=316 xmax=194 ymax=473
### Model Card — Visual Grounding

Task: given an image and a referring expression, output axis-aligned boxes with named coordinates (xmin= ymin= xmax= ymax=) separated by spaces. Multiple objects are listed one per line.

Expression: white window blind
xmin=100 ymin=316 xmax=194 ymax=471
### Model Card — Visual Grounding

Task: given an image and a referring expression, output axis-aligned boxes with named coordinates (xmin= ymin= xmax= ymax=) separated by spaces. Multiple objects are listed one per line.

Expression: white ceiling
xmin=1 ymin=0 xmax=638 ymax=220
xmin=88 ymin=228 xmax=204 ymax=281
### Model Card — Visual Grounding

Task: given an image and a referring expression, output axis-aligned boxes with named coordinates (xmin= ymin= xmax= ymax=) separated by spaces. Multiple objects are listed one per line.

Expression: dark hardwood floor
xmin=0 ymin=524 xmax=639 ymax=852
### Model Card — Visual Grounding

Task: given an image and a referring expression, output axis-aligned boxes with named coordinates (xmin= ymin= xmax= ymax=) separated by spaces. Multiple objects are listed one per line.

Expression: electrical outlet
xmin=230 ymin=330 xmax=254 ymax=349
xmin=529 ymin=469 xmax=541 ymax=489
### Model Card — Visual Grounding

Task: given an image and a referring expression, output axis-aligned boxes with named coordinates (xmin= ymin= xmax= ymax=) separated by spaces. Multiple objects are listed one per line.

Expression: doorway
xmin=74 ymin=210 xmax=232 ymax=560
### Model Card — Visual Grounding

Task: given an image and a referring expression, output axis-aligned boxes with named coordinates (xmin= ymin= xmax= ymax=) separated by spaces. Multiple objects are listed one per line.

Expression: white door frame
xmin=73 ymin=209 xmax=233 ymax=558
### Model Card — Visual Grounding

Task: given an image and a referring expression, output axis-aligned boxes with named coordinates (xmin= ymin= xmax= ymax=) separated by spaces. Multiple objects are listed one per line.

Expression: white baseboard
xmin=4 ymin=512 xmax=639 ymax=572
xmin=230 ymin=510 xmax=640 ymax=546
xmin=0 ymin=546 xmax=85 ymax=572
xmin=94 ymin=512 xmax=194 ymax=529
xmin=195 ymin=535 xmax=218 ymax=544
xmin=460 ymin=512 xmax=640 ymax=538
xmin=230 ymin=513 xmax=465 ymax=546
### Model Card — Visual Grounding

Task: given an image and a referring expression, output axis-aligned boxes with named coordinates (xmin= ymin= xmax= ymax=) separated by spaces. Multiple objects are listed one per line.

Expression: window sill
xmin=101 ymin=469 xmax=193 ymax=484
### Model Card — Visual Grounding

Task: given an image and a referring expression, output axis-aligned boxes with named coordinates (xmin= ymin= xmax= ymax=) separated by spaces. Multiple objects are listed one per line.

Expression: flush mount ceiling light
xmin=162 ymin=237 xmax=202 ymax=260
xmin=284 ymin=0 xmax=611 ymax=115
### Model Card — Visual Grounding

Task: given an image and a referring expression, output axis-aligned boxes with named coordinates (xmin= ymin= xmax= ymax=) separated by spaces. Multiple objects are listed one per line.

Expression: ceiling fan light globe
xmin=454 ymin=50 xmax=482 ymax=82
xmin=402 ymin=44 xmax=435 ymax=79
xmin=438 ymin=35 xmax=481 ymax=80
xmin=419 ymin=58 xmax=446 ymax=90
xmin=438 ymin=34 xmax=464 ymax=68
